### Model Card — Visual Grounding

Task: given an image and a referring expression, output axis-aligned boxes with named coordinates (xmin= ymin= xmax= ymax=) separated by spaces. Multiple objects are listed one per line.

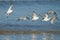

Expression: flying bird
xmin=47 ymin=11 xmax=60 ymax=23
xmin=47 ymin=11 xmax=57 ymax=16
xmin=40 ymin=13 xmax=59 ymax=25
xmin=17 ymin=16 xmax=30 ymax=21
xmin=6 ymin=3 xmax=13 ymax=18
xmin=31 ymin=11 xmax=39 ymax=21
xmin=42 ymin=14 xmax=51 ymax=21
xmin=50 ymin=16 xmax=59 ymax=25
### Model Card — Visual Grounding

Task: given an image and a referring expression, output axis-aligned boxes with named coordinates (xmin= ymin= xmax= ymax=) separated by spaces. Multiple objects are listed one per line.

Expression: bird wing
xmin=50 ymin=19 xmax=54 ymax=25
xmin=26 ymin=16 xmax=30 ymax=20
xmin=53 ymin=11 xmax=57 ymax=16
xmin=45 ymin=14 xmax=48 ymax=18
xmin=6 ymin=4 xmax=13 ymax=14
xmin=47 ymin=11 xmax=57 ymax=16
xmin=32 ymin=13 xmax=37 ymax=17
xmin=50 ymin=17 xmax=56 ymax=24
xmin=8 ymin=4 xmax=13 ymax=10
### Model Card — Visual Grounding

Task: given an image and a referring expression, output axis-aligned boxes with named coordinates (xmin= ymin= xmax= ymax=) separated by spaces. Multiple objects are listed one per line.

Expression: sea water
xmin=0 ymin=33 xmax=60 ymax=40
xmin=0 ymin=0 xmax=60 ymax=40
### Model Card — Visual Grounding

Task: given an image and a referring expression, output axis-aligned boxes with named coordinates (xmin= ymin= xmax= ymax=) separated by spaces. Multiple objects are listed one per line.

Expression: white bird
xmin=6 ymin=3 xmax=13 ymax=18
xmin=32 ymin=11 xmax=39 ymax=21
xmin=41 ymin=14 xmax=58 ymax=25
xmin=47 ymin=11 xmax=60 ymax=24
xmin=47 ymin=11 xmax=57 ymax=16
xmin=42 ymin=14 xmax=51 ymax=21
xmin=50 ymin=16 xmax=57 ymax=25
xmin=17 ymin=16 xmax=30 ymax=21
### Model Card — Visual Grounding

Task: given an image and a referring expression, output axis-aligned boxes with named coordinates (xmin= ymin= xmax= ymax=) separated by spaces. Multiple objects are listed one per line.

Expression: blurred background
xmin=0 ymin=0 xmax=60 ymax=40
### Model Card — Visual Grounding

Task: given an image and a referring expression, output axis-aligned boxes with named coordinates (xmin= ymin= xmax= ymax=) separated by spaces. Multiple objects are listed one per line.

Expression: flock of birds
xmin=5 ymin=3 xmax=60 ymax=25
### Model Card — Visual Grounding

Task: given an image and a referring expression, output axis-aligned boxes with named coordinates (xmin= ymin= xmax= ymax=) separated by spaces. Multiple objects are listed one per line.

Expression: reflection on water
xmin=32 ymin=34 xmax=36 ymax=40
xmin=0 ymin=33 xmax=60 ymax=40
xmin=42 ymin=33 xmax=54 ymax=40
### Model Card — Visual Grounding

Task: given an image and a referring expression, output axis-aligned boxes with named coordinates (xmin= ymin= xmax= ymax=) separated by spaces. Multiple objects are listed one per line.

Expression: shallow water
xmin=0 ymin=33 xmax=60 ymax=40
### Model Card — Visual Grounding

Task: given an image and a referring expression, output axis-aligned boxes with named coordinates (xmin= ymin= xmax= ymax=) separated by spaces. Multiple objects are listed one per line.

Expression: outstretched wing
xmin=26 ymin=16 xmax=30 ymax=20
xmin=50 ymin=19 xmax=54 ymax=25
xmin=39 ymin=14 xmax=48 ymax=20
xmin=32 ymin=10 xmax=38 ymax=17
xmin=50 ymin=17 xmax=56 ymax=24
xmin=45 ymin=14 xmax=48 ymax=18
xmin=8 ymin=4 xmax=13 ymax=10
xmin=47 ymin=11 xmax=57 ymax=16
xmin=32 ymin=13 xmax=37 ymax=17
